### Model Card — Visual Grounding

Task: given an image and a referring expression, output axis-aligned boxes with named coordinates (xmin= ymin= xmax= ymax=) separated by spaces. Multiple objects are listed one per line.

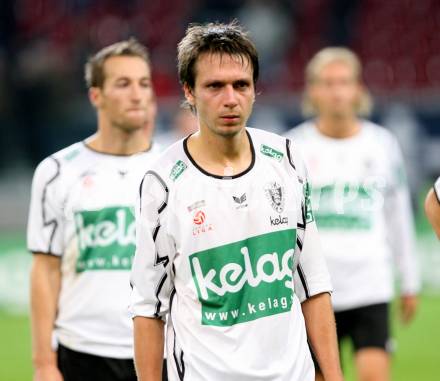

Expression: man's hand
xmin=400 ymin=294 xmax=418 ymax=324
xmin=34 ymin=364 xmax=63 ymax=381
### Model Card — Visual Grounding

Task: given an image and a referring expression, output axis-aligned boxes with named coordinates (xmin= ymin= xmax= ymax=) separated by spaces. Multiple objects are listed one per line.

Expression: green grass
xmin=0 ymin=313 xmax=31 ymax=381
xmin=1 ymin=295 xmax=438 ymax=380
xmin=341 ymin=294 xmax=440 ymax=381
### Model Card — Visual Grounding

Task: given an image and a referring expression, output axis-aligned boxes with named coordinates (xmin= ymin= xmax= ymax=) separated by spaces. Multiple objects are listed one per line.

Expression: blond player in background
xmin=285 ymin=48 xmax=420 ymax=381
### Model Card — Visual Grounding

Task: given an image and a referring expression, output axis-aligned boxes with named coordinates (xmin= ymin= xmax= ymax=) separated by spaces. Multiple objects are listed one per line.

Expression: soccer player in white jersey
xmin=130 ymin=21 xmax=344 ymax=381
xmin=284 ymin=48 xmax=420 ymax=381
xmin=27 ymin=39 xmax=166 ymax=381
xmin=425 ymin=178 xmax=440 ymax=238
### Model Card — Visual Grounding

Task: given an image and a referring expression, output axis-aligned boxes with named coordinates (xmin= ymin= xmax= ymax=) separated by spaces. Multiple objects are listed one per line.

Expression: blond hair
xmin=302 ymin=47 xmax=372 ymax=117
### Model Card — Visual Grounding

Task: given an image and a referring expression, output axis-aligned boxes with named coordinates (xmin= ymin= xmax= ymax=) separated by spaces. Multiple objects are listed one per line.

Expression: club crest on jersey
xmin=265 ymin=182 xmax=285 ymax=213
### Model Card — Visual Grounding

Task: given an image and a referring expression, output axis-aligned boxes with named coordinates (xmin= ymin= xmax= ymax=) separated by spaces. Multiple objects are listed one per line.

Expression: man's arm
xmin=30 ymin=254 xmax=63 ymax=381
xmin=302 ymin=293 xmax=343 ymax=381
xmin=425 ymin=187 xmax=440 ymax=239
xmin=130 ymin=171 xmax=174 ymax=380
xmin=133 ymin=317 xmax=165 ymax=381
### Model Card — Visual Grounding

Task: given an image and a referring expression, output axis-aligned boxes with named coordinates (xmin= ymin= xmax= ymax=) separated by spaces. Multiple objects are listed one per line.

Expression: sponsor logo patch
xmin=187 ymin=200 xmax=206 ymax=212
xmin=192 ymin=210 xmax=213 ymax=236
xmin=74 ymin=206 xmax=135 ymax=272
xmin=193 ymin=210 xmax=206 ymax=225
xmin=190 ymin=229 xmax=296 ymax=326
xmin=260 ymin=144 xmax=284 ymax=162
xmin=169 ymin=160 xmax=187 ymax=181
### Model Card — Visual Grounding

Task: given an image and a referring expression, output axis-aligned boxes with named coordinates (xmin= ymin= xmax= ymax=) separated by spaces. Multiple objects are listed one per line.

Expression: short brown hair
xmin=84 ymin=38 xmax=151 ymax=88
xmin=177 ymin=20 xmax=259 ymax=90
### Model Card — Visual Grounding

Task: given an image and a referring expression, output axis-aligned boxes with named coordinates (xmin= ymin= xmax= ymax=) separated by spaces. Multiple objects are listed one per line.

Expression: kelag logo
xmin=74 ymin=206 xmax=135 ymax=273
xmin=260 ymin=144 xmax=284 ymax=162
xmin=189 ymin=229 xmax=296 ymax=326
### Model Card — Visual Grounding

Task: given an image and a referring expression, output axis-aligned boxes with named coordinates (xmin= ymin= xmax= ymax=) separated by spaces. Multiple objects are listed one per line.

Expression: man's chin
xmin=117 ymin=119 xmax=149 ymax=132
xmin=214 ymin=125 xmax=244 ymax=137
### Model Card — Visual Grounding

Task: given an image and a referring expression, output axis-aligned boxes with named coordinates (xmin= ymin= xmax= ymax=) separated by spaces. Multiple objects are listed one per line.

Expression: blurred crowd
xmin=0 ymin=0 xmax=439 ymax=175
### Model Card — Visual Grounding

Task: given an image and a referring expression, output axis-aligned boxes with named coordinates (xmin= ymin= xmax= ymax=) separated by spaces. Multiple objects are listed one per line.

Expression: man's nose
xmin=130 ymin=84 xmax=142 ymax=101
xmin=223 ymin=85 xmax=238 ymax=108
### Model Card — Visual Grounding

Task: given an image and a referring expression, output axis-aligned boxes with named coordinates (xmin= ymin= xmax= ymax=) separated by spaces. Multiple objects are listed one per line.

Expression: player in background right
xmin=284 ymin=48 xmax=420 ymax=381
xmin=425 ymin=178 xmax=440 ymax=238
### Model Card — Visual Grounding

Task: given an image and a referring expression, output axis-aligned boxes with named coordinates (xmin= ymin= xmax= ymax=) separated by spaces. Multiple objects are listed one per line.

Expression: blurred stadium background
xmin=0 ymin=1 xmax=439 ymax=380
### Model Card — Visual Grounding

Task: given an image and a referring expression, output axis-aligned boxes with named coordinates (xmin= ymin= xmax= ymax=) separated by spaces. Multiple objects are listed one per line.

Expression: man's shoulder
xmin=49 ymin=141 xmax=87 ymax=164
xmin=33 ymin=141 xmax=86 ymax=180
xmin=283 ymin=120 xmax=315 ymax=142
xmin=142 ymin=138 xmax=189 ymax=185
xmin=362 ymin=120 xmax=393 ymax=139
xmin=247 ymin=127 xmax=289 ymax=159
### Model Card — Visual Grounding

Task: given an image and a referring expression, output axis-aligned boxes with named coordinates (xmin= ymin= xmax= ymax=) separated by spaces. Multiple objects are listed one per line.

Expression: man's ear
xmin=88 ymin=87 xmax=102 ymax=109
xmin=183 ymin=84 xmax=195 ymax=107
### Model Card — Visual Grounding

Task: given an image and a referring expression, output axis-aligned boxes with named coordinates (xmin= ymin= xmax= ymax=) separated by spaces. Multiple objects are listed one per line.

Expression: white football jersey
xmin=27 ymin=140 xmax=159 ymax=358
xmin=130 ymin=128 xmax=332 ymax=381
xmin=285 ymin=121 xmax=420 ymax=312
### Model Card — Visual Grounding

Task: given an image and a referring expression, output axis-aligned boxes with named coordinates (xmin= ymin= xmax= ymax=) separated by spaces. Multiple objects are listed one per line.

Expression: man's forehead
xmin=195 ymin=52 xmax=253 ymax=78
xmin=103 ymin=55 xmax=150 ymax=78
xmin=317 ymin=60 xmax=356 ymax=78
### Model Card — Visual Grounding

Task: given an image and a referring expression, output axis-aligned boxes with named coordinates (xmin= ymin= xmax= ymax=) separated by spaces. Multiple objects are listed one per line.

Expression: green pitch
xmin=341 ymin=294 xmax=440 ymax=380
xmin=1 ymin=294 xmax=439 ymax=380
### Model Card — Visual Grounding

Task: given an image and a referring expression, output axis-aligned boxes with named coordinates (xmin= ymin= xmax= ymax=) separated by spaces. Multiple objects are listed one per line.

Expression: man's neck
xmin=187 ymin=128 xmax=252 ymax=177
xmin=315 ymin=115 xmax=361 ymax=139
xmin=87 ymin=123 xmax=152 ymax=156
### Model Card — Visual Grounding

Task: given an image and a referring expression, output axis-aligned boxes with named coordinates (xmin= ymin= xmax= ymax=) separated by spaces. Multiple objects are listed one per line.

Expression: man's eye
xmin=116 ymin=81 xmax=129 ymax=87
xmin=208 ymin=83 xmax=221 ymax=89
xmin=235 ymin=82 xmax=249 ymax=89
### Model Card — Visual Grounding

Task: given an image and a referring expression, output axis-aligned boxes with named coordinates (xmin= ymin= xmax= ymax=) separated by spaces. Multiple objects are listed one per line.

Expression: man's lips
xmin=220 ymin=115 xmax=240 ymax=120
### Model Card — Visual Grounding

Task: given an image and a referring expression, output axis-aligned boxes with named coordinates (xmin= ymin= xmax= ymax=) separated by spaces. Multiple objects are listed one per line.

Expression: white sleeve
xmin=287 ymin=139 xmax=333 ymax=303
xmin=27 ymin=157 xmax=64 ymax=256
xmin=434 ymin=177 xmax=440 ymax=204
xmin=129 ymin=170 xmax=174 ymax=321
xmin=384 ymin=137 xmax=421 ymax=295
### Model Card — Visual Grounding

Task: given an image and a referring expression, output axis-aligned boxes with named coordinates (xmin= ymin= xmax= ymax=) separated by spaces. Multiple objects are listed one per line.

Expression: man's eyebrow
xmin=203 ymin=78 xmax=251 ymax=85
xmin=234 ymin=78 xmax=251 ymax=84
xmin=114 ymin=75 xmax=151 ymax=81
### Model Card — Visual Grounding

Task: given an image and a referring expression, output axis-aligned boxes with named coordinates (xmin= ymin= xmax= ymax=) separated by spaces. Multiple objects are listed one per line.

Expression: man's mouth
xmin=220 ymin=115 xmax=240 ymax=121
